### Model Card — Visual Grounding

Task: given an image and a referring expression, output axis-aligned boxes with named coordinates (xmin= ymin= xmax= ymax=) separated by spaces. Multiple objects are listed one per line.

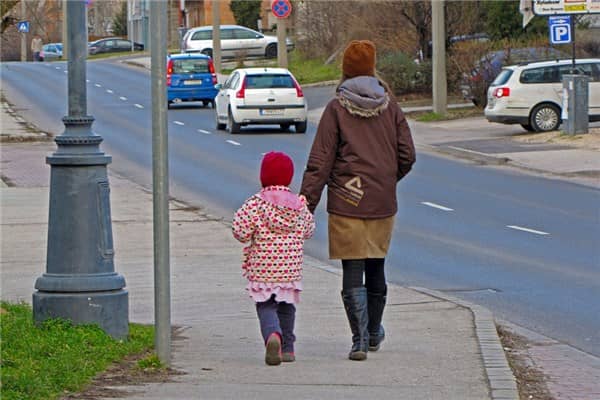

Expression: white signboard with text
xmin=534 ymin=0 xmax=600 ymax=15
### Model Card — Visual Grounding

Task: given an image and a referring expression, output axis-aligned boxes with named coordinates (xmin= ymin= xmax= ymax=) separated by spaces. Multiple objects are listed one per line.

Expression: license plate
xmin=260 ymin=108 xmax=283 ymax=116
xmin=184 ymin=80 xmax=202 ymax=85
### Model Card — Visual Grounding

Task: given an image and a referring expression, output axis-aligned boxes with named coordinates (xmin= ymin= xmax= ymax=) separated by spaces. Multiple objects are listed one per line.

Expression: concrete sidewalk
xmin=0 ymin=102 xmax=517 ymax=398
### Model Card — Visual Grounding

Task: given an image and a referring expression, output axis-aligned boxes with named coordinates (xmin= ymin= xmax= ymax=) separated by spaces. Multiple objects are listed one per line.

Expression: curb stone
xmin=411 ymin=287 xmax=519 ymax=400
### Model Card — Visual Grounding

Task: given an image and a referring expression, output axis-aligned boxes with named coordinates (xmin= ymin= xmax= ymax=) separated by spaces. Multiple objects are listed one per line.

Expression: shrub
xmin=377 ymin=50 xmax=431 ymax=95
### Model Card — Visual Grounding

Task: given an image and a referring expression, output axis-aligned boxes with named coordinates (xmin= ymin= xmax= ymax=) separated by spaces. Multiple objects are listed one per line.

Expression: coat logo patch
xmin=332 ymin=176 xmax=364 ymax=207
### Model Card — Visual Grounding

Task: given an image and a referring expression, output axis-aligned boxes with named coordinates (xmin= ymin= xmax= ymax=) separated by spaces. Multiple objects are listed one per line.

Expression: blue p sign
xmin=549 ymin=16 xmax=571 ymax=44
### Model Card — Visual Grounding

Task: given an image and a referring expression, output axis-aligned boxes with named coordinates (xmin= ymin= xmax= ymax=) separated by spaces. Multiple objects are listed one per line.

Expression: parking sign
xmin=549 ymin=16 xmax=571 ymax=44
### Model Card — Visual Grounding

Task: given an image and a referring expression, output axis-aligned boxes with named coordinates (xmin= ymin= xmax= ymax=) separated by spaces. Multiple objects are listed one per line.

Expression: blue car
xmin=167 ymin=53 xmax=218 ymax=108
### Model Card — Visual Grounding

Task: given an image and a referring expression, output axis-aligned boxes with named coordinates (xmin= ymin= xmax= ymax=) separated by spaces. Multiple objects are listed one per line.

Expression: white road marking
xmin=94 ymin=83 xmax=102 ymax=87
xmin=198 ymin=129 xmax=211 ymax=134
xmin=226 ymin=140 xmax=241 ymax=146
xmin=134 ymin=103 xmax=144 ymax=109
xmin=106 ymin=89 xmax=113 ymax=94
xmin=86 ymin=79 xmax=90 ymax=83
xmin=421 ymin=201 xmax=454 ymax=211
xmin=63 ymin=70 xmax=68 ymax=74
xmin=506 ymin=225 xmax=549 ymax=236
xmin=55 ymin=66 xmax=61 ymax=70
xmin=174 ymin=121 xmax=185 ymax=126
xmin=119 ymin=96 xmax=127 ymax=101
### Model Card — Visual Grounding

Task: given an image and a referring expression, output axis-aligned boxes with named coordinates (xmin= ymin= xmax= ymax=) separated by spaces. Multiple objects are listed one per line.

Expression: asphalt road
xmin=2 ymin=60 xmax=599 ymax=357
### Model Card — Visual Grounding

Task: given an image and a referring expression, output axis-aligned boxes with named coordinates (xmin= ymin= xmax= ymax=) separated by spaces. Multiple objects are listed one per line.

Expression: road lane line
xmin=506 ymin=225 xmax=549 ymax=236
xmin=55 ymin=66 xmax=61 ymax=70
xmin=134 ymin=104 xmax=144 ymax=109
xmin=198 ymin=129 xmax=211 ymax=134
xmin=63 ymin=70 xmax=68 ymax=74
xmin=421 ymin=201 xmax=454 ymax=211
xmin=95 ymin=83 xmax=102 ymax=87
xmin=226 ymin=140 xmax=241 ymax=146
xmin=174 ymin=121 xmax=185 ymax=126
xmin=86 ymin=79 xmax=90 ymax=83
xmin=119 ymin=96 xmax=127 ymax=101
xmin=106 ymin=89 xmax=113 ymax=94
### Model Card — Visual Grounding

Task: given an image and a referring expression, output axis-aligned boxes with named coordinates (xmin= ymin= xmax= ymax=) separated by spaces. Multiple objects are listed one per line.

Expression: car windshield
xmin=245 ymin=74 xmax=294 ymax=89
xmin=172 ymin=59 xmax=210 ymax=74
xmin=490 ymin=69 xmax=513 ymax=86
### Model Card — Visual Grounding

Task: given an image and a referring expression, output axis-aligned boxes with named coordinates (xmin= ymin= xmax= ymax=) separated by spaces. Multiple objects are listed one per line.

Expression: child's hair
xmin=260 ymin=151 xmax=294 ymax=188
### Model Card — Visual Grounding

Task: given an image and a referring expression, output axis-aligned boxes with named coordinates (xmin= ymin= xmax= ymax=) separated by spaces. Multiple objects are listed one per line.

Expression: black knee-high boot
xmin=341 ymin=287 xmax=369 ymax=360
xmin=367 ymin=285 xmax=387 ymax=351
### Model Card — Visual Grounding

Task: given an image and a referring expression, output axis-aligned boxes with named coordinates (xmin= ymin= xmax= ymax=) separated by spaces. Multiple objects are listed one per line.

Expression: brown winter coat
xmin=300 ymin=78 xmax=416 ymax=219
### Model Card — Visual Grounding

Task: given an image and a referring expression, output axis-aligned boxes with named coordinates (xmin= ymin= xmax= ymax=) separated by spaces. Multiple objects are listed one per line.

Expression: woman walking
xmin=300 ymin=40 xmax=416 ymax=361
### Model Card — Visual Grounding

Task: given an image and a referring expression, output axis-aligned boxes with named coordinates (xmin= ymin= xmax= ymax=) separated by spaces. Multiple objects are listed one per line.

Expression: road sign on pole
xmin=271 ymin=0 xmax=292 ymax=18
xmin=549 ymin=15 xmax=571 ymax=44
xmin=17 ymin=21 xmax=29 ymax=33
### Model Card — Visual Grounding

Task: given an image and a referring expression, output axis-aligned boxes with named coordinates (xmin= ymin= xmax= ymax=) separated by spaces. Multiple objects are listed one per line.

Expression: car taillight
xmin=208 ymin=59 xmax=217 ymax=84
xmin=292 ymin=77 xmax=304 ymax=98
xmin=493 ymin=87 xmax=510 ymax=98
xmin=236 ymin=77 xmax=247 ymax=99
xmin=166 ymin=59 xmax=173 ymax=86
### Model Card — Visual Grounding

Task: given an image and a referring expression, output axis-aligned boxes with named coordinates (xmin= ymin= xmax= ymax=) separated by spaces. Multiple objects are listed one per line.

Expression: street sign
xmin=271 ymin=0 xmax=292 ymax=18
xmin=17 ymin=21 xmax=29 ymax=33
xmin=549 ymin=15 xmax=571 ymax=44
xmin=533 ymin=0 xmax=600 ymax=15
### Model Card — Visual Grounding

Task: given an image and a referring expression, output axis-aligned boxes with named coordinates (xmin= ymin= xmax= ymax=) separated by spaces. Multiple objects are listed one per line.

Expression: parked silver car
xmin=181 ymin=25 xmax=293 ymax=59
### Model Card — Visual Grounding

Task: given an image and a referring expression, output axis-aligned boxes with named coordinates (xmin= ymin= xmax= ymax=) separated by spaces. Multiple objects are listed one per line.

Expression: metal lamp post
xmin=32 ymin=0 xmax=128 ymax=339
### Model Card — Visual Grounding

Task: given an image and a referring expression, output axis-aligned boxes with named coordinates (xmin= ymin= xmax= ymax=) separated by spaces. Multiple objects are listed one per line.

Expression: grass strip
xmin=1 ymin=301 xmax=154 ymax=400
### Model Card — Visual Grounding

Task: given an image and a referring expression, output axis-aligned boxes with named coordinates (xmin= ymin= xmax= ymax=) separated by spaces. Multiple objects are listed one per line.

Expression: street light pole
xmin=32 ymin=0 xmax=128 ymax=339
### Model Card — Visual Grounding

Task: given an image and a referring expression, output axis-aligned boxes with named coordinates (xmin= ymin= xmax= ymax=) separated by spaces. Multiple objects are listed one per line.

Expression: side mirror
xmin=214 ymin=83 xmax=223 ymax=90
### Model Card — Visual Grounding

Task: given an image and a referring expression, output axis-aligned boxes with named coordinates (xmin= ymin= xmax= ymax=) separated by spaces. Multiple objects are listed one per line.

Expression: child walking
xmin=232 ymin=151 xmax=315 ymax=366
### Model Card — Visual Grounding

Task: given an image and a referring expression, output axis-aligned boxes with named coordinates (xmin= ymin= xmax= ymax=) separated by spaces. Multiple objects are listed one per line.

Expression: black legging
xmin=342 ymin=258 xmax=386 ymax=292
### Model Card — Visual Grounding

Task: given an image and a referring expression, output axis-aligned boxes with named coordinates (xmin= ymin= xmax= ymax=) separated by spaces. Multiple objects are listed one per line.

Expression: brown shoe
xmin=265 ymin=333 xmax=282 ymax=366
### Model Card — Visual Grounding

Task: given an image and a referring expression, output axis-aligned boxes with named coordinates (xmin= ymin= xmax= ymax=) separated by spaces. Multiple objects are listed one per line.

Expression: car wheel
xmin=167 ymin=101 xmax=172 ymax=109
xmin=265 ymin=44 xmax=277 ymax=58
xmin=520 ymin=123 xmax=535 ymax=132
xmin=530 ymin=103 xmax=560 ymax=132
xmin=202 ymin=100 xmax=210 ymax=108
xmin=280 ymin=123 xmax=291 ymax=131
xmin=228 ymin=109 xmax=241 ymax=134
xmin=295 ymin=121 xmax=307 ymax=134
xmin=201 ymin=48 xmax=213 ymax=58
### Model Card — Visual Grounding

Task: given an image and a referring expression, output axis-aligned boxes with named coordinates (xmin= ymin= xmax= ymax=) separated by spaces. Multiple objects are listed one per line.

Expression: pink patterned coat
xmin=232 ymin=186 xmax=315 ymax=284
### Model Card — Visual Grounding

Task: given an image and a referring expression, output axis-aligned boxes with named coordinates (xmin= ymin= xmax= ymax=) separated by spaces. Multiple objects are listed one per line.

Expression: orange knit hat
xmin=342 ymin=40 xmax=376 ymax=78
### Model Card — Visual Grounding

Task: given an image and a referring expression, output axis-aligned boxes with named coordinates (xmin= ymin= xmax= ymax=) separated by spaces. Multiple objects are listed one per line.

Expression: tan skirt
xmin=328 ymin=214 xmax=395 ymax=260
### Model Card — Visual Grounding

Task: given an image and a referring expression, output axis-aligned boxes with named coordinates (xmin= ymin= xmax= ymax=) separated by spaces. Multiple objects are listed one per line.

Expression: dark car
xmin=461 ymin=47 xmax=569 ymax=106
xmin=88 ymin=38 xmax=144 ymax=55
xmin=167 ymin=53 xmax=218 ymax=108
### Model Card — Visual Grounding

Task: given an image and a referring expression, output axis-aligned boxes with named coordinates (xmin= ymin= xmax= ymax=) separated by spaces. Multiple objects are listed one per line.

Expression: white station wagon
xmin=484 ymin=59 xmax=600 ymax=132
xmin=214 ymin=67 xmax=308 ymax=134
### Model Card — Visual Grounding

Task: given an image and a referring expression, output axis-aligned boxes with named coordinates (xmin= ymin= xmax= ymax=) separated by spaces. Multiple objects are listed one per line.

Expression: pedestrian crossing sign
xmin=17 ymin=21 xmax=29 ymax=33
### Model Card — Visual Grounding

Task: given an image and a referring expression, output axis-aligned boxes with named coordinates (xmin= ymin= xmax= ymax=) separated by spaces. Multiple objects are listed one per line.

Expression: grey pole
xmin=21 ymin=0 xmax=26 ymax=62
xmin=212 ymin=3 xmax=221 ymax=74
xmin=277 ymin=18 xmax=288 ymax=68
xmin=150 ymin=0 xmax=171 ymax=366
xmin=32 ymin=0 xmax=129 ymax=339
xmin=432 ymin=0 xmax=447 ymax=115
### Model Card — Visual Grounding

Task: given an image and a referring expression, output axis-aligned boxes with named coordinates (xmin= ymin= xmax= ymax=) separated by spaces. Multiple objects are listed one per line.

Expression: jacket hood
xmin=257 ymin=186 xmax=305 ymax=234
xmin=337 ymin=76 xmax=389 ymax=118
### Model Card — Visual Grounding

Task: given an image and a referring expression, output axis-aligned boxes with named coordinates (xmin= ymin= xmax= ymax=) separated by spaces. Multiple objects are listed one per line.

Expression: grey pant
xmin=256 ymin=295 xmax=296 ymax=353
